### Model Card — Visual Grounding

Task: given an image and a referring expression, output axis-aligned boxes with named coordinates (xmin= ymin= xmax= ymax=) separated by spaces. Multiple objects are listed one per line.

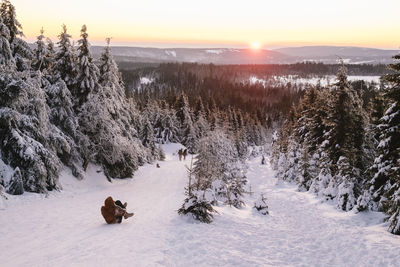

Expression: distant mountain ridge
xmin=89 ymin=45 xmax=398 ymax=65
xmin=90 ymin=46 xmax=291 ymax=64
xmin=274 ymin=46 xmax=398 ymax=64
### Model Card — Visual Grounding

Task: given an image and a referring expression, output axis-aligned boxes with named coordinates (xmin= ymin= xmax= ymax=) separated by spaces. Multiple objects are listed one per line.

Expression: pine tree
xmin=6 ymin=167 xmax=23 ymax=195
xmin=174 ymin=92 xmax=197 ymax=150
xmin=45 ymin=37 xmax=55 ymax=70
xmin=99 ymin=38 xmax=123 ymax=89
xmin=75 ymin=25 xmax=99 ymax=105
xmin=175 ymin=92 xmax=190 ymax=126
xmin=0 ymin=0 xmax=22 ymax=44
xmin=32 ymin=28 xmax=49 ymax=72
xmin=140 ymin=117 xmax=157 ymax=159
xmin=193 ymin=130 xmax=247 ymax=206
xmin=368 ymin=52 xmax=400 ymax=234
xmin=0 ymin=0 xmax=31 ymax=70
xmin=54 ymin=25 xmax=76 ymax=87
xmin=77 ymin=39 xmax=152 ymax=179
xmin=294 ymin=86 xmax=323 ymax=190
xmin=0 ymin=14 xmax=12 ymax=65
xmin=45 ymin=79 xmax=88 ymax=179
xmin=178 ymin=188 xmax=216 ymax=223
xmin=321 ymin=65 xmax=367 ymax=210
xmin=0 ymin=70 xmax=63 ymax=194
xmin=193 ymin=96 xmax=209 ymax=140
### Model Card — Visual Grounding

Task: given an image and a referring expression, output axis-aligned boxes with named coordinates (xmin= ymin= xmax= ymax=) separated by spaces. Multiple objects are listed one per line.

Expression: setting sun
xmin=251 ymin=42 xmax=261 ymax=50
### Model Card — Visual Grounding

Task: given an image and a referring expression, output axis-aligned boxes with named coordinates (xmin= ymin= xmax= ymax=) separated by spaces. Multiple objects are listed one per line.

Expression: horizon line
xmin=24 ymin=39 xmax=399 ymax=51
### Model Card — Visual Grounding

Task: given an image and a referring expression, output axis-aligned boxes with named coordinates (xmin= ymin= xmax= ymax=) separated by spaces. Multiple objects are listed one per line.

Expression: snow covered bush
xmin=254 ymin=194 xmax=269 ymax=215
xmin=6 ymin=167 xmax=23 ymax=195
xmin=195 ymin=130 xmax=247 ymax=205
xmin=178 ymin=189 xmax=216 ymax=223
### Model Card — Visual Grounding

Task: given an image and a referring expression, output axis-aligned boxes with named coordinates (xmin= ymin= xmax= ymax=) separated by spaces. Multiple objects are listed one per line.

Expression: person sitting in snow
xmin=101 ymin=196 xmax=134 ymax=224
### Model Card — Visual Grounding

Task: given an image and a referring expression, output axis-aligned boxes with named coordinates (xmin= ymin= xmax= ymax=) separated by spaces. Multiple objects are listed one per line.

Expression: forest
xmin=270 ymin=60 xmax=400 ymax=235
xmin=0 ymin=0 xmax=399 ymax=237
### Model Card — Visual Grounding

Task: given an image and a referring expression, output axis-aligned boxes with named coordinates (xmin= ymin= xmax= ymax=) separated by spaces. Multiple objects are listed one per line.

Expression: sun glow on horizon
xmin=251 ymin=42 xmax=262 ymax=50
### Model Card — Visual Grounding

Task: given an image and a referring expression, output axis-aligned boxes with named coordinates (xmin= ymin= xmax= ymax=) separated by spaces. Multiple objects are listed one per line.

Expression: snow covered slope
xmin=1 ymin=144 xmax=399 ymax=266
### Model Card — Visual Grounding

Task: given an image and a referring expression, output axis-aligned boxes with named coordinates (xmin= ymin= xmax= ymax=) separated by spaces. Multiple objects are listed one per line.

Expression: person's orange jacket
xmin=101 ymin=196 xmax=125 ymax=224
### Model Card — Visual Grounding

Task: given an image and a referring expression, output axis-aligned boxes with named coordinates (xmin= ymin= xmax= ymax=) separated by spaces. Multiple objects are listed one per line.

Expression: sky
xmin=11 ymin=0 xmax=400 ymax=49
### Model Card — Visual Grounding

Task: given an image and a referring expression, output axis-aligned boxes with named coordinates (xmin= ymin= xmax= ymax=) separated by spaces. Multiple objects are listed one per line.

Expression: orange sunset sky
xmin=11 ymin=0 xmax=400 ymax=49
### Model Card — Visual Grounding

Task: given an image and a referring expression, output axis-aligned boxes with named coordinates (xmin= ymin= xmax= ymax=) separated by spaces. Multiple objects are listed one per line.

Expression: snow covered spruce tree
xmin=53 ymin=24 xmax=76 ymax=88
xmin=360 ymin=52 xmax=400 ymax=235
xmin=32 ymin=28 xmax=51 ymax=72
xmin=78 ymin=37 xmax=153 ymax=179
xmin=75 ymin=25 xmax=99 ymax=105
xmin=140 ymin=116 xmax=158 ymax=160
xmin=0 ymin=0 xmax=31 ymax=70
xmin=175 ymin=92 xmax=198 ymax=153
xmin=178 ymin=185 xmax=216 ymax=223
xmin=179 ymin=129 xmax=248 ymax=222
xmin=0 ymin=14 xmax=12 ymax=65
xmin=0 ymin=63 xmax=63 ymax=194
xmin=321 ymin=65 xmax=369 ymax=211
xmin=44 ymin=78 xmax=88 ymax=179
xmin=193 ymin=96 xmax=209 ymax=140
xmin=154 ymin=105 xmax=180 ymax=144
xmin=270 ymin=106 xmax=297 ymax=179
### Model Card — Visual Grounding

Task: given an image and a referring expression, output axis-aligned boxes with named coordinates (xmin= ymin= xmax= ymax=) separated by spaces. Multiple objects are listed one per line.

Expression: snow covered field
xmin=249 ymin=75 xmax=381 ymax=87
xmin=1 ymin=143 xmax=399 ymax=267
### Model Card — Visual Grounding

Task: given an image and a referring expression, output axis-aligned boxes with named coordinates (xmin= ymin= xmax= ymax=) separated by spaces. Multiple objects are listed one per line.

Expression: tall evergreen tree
xmin=54 ymin=25 xmax=76 ymax=87
xmin=32 ymin=28 xmax=49 ymax=72
xmin=0 ymin=0 xmax=31 ymax=70
xmin=99 ymin=38 xmax=122 ymax=89
xmin=367 ymin=52 xmax=400 ymax=234
xmin=75 ymin=25 xmax=99 ymax=105
xmin=45 ymin=37 xmax=55 ymax=70
xmin=321 ymin=65 xmax=367 ymax=210
xmin=0 ymin=14 xmax=12 ymax=65
xmin=0 ymin=0 xmax=22 ymax=44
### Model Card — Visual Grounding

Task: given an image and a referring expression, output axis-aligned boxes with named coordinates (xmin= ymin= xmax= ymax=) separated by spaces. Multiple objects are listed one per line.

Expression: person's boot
xmin=124 ymin=212 xmax=134 ymax=219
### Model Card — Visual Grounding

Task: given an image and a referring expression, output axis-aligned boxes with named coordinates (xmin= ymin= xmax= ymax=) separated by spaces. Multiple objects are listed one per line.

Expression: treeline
xmin=122 ymin=63 xmax=305 ymax=122
xmin=271 ymin=58 xmax=400 ymax=235
xmin=120 ymin=62 xmax=389 ymax=84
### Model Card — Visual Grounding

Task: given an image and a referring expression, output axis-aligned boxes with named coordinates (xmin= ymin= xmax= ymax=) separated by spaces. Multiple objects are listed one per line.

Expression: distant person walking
xmin=178 ymin=149 xmax=183 ymax=161
xmin=183 ymin=149 xmax=188 ymax=161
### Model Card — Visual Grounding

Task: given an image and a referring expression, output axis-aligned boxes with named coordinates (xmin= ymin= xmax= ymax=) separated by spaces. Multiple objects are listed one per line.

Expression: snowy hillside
xmin=1 ymin=144 xmax=399 ymax=267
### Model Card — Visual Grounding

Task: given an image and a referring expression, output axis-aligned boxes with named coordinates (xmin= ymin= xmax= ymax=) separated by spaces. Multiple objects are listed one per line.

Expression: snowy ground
xmin=1 ymin=143 xmax=400 ymax=267
xmin=249 ymin=75 xmax=381 ymax=87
